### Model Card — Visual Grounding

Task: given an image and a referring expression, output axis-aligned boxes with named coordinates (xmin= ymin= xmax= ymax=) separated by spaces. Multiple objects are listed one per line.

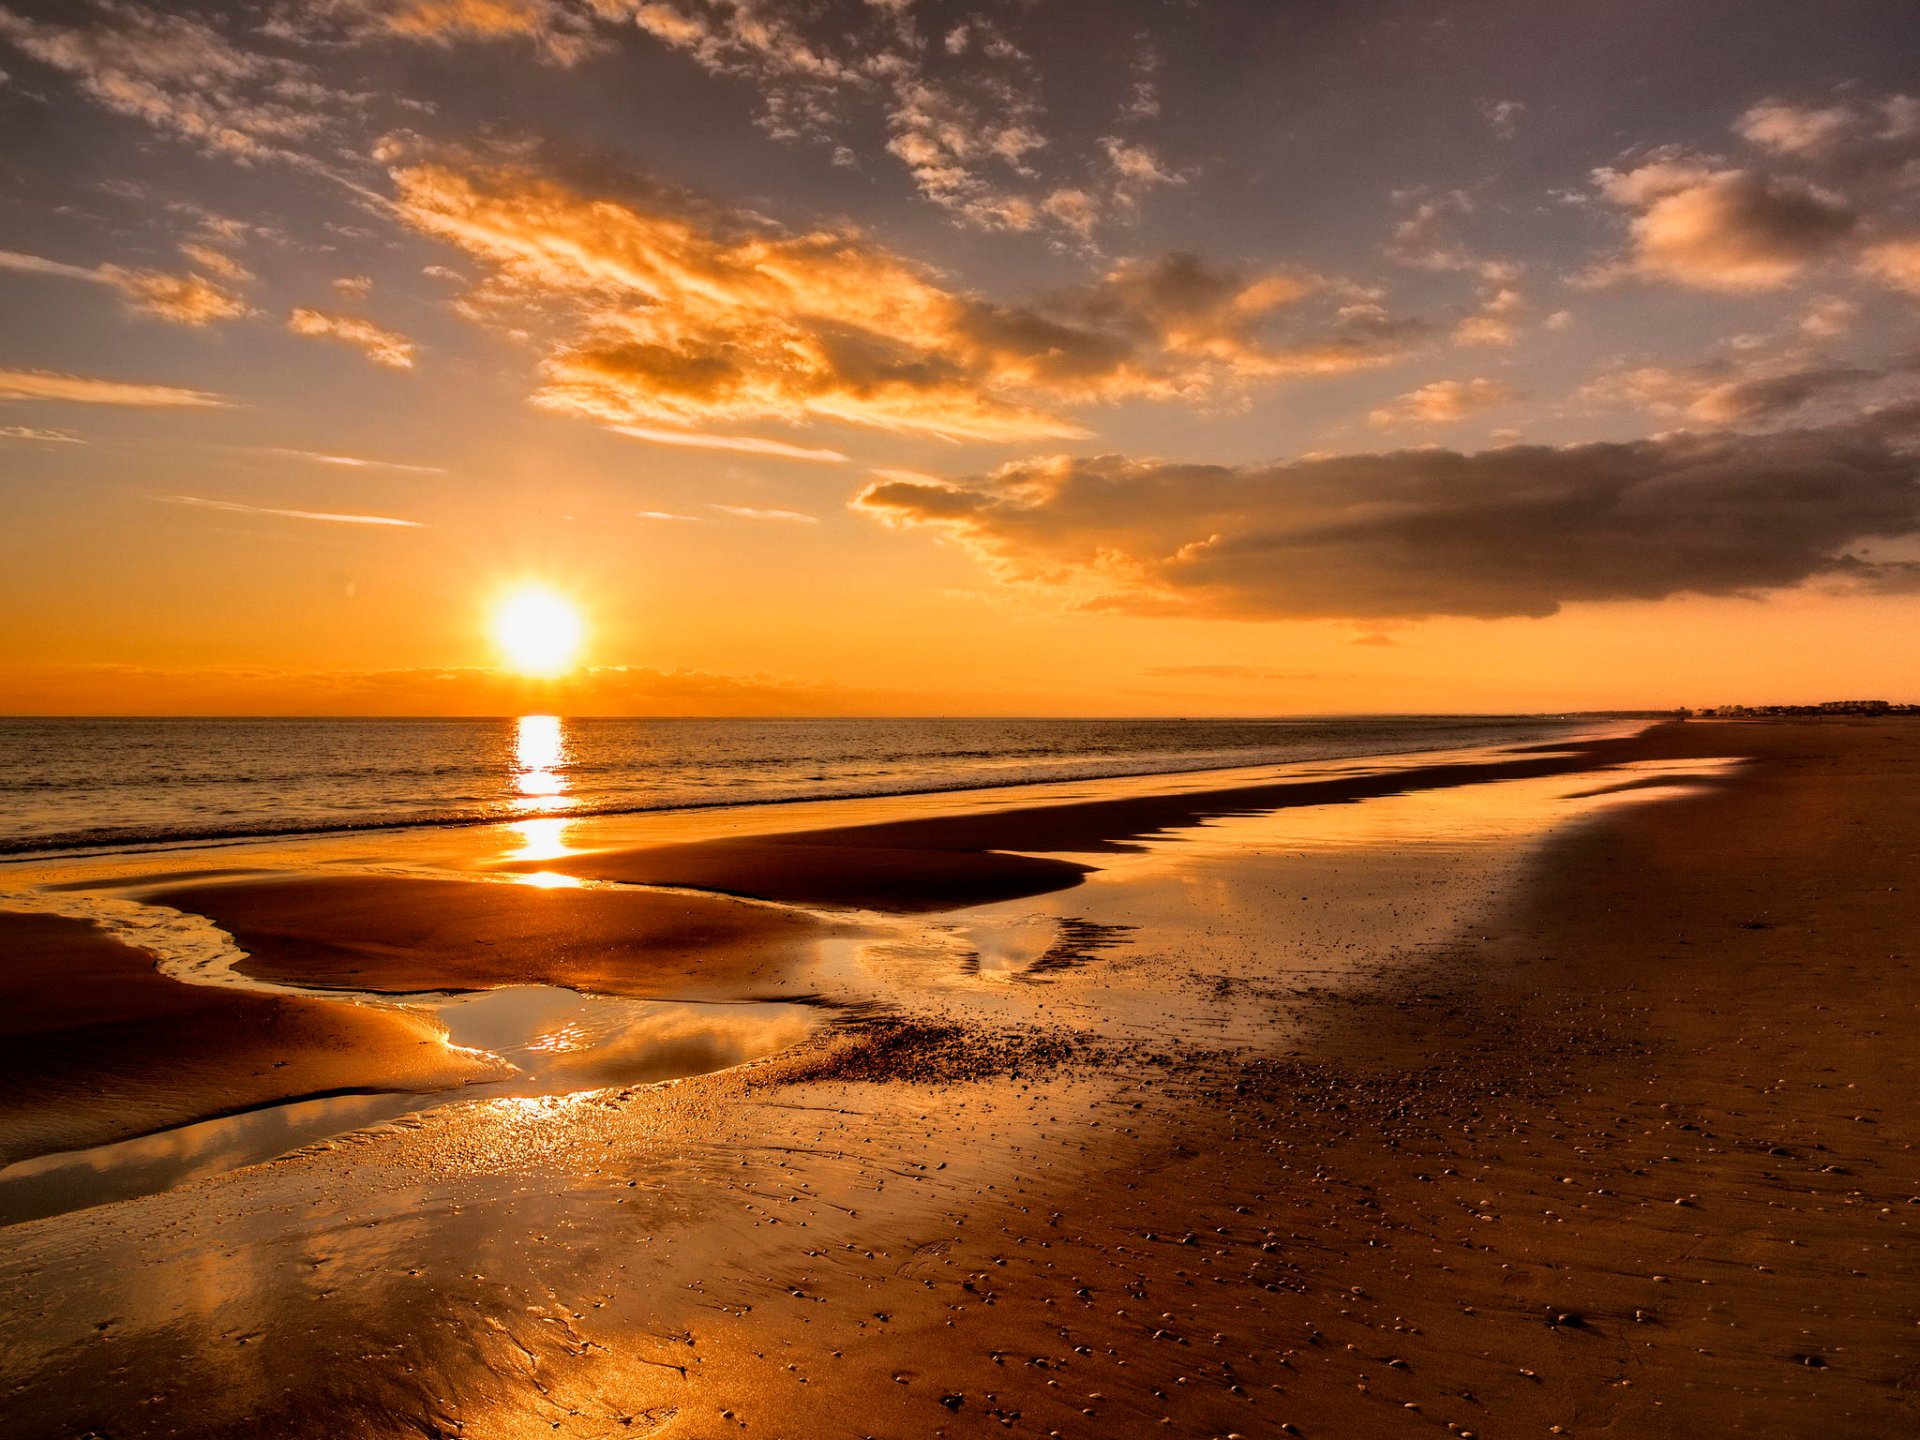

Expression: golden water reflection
xmin=505 ymin=817 xmax=576 ymax=863
xmin=511 ymin=714 xmax=574 ymax=813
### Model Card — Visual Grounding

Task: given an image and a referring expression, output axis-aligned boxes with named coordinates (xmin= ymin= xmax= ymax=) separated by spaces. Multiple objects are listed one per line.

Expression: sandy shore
xmin=0 ymin=719 xmax=1914 ymax=1438
xmin=0 ymin=912 xmax=501 ymax=1165
xmin=148 ymin=874 xmax=853 ymax=998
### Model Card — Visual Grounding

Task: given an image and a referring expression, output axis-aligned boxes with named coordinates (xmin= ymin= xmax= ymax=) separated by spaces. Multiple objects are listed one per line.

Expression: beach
xmin=0 ymin=718 xmax=1915 ymax=1438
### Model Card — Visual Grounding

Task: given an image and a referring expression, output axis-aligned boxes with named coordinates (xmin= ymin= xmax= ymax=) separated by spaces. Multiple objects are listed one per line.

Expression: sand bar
xmin=145 ymin=873 xmax=854 ymax=998
xmin=0 ymin=912 xmax=499 ymax=1165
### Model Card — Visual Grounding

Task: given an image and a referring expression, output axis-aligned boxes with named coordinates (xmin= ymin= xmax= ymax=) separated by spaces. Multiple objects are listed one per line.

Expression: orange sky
xmin=2 ymin=2 xmax=1917 ymax=715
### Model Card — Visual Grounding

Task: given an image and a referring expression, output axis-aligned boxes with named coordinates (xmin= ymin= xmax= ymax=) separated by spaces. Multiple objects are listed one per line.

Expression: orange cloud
xmin=101 ymin=266 xmax=251 ymax=326
xmin=1592 ymin=160 xmax=1855 ymax=291
xmin=287 ymin=308 xmax=417 ymax=368
xmin=1862 ymin=238 xmax=1920 ymax=295
xmin=2 ymin=662 xmax=902 ymax=718
xmin=160 ymin=496 xmax=424 ymax=527
xmin=385 ymin=149 xmax=1415 ymax=442
xmin=298 ymin=0 xmax=601 ymax=64
xmin=0 ymin=369 xmax=227 ymax=406
xmin=1368 ymin=377 xmax=1520 ymax=428
xmin=1 ymin=247 xmax=251 ymax=326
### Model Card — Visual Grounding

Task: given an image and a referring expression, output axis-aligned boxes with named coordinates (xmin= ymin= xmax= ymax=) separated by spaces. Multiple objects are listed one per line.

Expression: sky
xmin=1 ymin=0 xmax=1917 ymax=716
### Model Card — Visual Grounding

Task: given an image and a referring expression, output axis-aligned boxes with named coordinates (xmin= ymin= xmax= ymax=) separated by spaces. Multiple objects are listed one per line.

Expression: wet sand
xmin=0 ymin=719 xmax=1915 ymax=1438
xmin=507 ymin=735 xmax=1647 ymax=911
xmin=0 ymin=912 xmax=500 ymax=1165
xmin=148 ymin=874 xmax=852 ymax=998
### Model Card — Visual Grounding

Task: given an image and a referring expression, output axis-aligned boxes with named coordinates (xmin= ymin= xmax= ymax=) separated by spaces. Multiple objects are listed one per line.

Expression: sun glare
xmin=493 ymin=588 xmax=584 ymax=677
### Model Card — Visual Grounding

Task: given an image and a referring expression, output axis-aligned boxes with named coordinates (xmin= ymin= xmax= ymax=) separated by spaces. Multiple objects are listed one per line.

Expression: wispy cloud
xmin=1477 ymin=98 xmax=1525 ymax=139
xmin=282 ymin=0 xmax=602 ymax=66
xmin=0 ymin=424 xmax=83 ymax=442
xmin=0 ymin=249 xmax=102 ymax=282
xmin=608 ymin=423 xmax=849 ymax=463
xmin=260 ymin=447 xmax=446 ymax=474
xmin=287 ymin=308 xmax=417 ymax=368
xmin=1579 ymin=352 xmax=1916 ymax=426
xmin=710 ymin=504 xmax=819 ymax=523
xmin=0 ymin=247 xmax=250 ymax=325
xmin=0 ymin=369 xmax=227 ymax=407
xmin=160 ymin=495 xmax=424 ymax=527
xmin=637 ymin=509 xmax=701 ymax=521
xmin=0 ymin=2 xmax=349 ymax=165
xmin=104 ymin=267 xmax=251 ymax=325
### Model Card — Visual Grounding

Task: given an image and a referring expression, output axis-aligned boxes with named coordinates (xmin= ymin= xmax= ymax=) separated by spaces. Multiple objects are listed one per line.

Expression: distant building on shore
xmin=1681 ymin=700 xmax=1918 ymax=718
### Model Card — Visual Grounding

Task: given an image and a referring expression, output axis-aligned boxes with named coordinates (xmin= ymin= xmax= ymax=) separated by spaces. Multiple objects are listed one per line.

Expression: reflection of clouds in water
xmin=2 ymin=990 xmax=822 ymax=1226
xmin=0 ymin=1091 xmax=422 ymax=1226
xmin=539 ymin=1007 xmax=819 ymax=1088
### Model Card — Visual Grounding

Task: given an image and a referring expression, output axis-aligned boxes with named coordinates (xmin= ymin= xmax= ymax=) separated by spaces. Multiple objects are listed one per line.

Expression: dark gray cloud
xmin=856 ymin=407 xmax=1920 ymax=621
xmin=1582 ymin=352 xmax=1920 ymax=425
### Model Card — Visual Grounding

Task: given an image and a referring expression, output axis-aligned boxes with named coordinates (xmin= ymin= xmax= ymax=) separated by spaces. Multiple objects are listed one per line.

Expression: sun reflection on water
xmin=511 ymin=714 xmax=575 ymax=814
xmin=506 ymin=816 xmax=575 ymax=863
xmin=516 ymin=870 xmax=584 ymax=890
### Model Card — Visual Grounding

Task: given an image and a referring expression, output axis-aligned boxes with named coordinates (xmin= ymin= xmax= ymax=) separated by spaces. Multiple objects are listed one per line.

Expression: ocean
xmin=0 ymin=714 xmax=1609 ymax=857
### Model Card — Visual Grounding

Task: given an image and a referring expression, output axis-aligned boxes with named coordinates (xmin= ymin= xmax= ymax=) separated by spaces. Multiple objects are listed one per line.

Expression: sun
xmin=492 ymin=586 xmax=585 ymax=677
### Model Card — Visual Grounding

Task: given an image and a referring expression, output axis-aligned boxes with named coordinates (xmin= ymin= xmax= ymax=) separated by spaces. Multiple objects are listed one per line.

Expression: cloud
xmin=384 ymin=149 xmax=1409 ymax=442
xmin=261 ymin=447 xmax=446 ymax=473
xmin=1798 ymin=295 xmax=1859 ymax=337
xmin=160 ymin=495 xmax=423 ymax=527
xmin=5 ymin=660 xmax=906 ymax=717
xmin=0 ymin=368 xmax=227 ymax=406
xmin=1368 ymin=377 xmax=1520 ymax=428
xmin=709 ymin=504 xmax=818 ymax=523
xmin=1387 ymin=188 xmax=1508 ymax=274
xmin=1862 ymin=238 xmax=1920 ymax=296
xmin=0 ymin=1 xmax=347 ymax=164
xmin=637 ymin=509 xmax=700 ymax=521
xmin=0 ymin=248 xmax=101 ymax=282
xmin=1591 ymin=160 xmax=1855 ymax=291
xmin=287 ymin=308 xmax=417 ymax=368
xmin=1478 ymin=99 xmax=1525 ymax=139
xmin=286 ymin=0 xmax=601 ymax=65
xmin=1 ymin=247 xmax=250 ymax=325
xmin=101 ymin=265 xmax=251 ymax=325
xmin=854 ymin=409 xmax=1920 ymax=621
xmin=618 ymin=0 xmax=1055 ymax=228
xmin=607 ymin=424 xmax=848 ymax=463
xmin=607 ymin=1 xmax=1179 ymax=236
xmin=0 ymin=424 xmax=82 ymax=442
xmin=1589 ymin=94 xmax=1920 ymax=293
xmin=1581 ymin=353 xmax=1918 ymax=425
xmin=178 ymin=242 xmax=252 ymax=282
xmin=1452 ymin=286 xmax=1526 ymax=347
xmin=1735 ymin=94 xmax=1920 ymax=178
